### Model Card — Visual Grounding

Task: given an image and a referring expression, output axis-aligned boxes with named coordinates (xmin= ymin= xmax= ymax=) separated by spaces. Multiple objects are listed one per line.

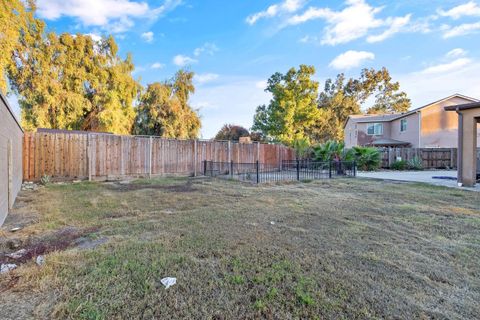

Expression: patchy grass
xmin=1 ymin=177 xmax=479 ymax=319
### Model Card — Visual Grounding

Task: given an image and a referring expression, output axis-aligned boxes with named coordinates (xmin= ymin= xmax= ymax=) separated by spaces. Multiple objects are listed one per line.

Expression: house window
xmin=367 ymin=123 xmax=383 ymax=135
xmin=400 ymin=119 xmax=407 ymax=132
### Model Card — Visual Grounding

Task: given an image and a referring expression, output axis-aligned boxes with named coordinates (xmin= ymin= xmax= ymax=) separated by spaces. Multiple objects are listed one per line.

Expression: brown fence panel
xmin=379 ymin=147 xmax=458 ymax=169
xmin=23 ymin=132 xmax=295 ymax=181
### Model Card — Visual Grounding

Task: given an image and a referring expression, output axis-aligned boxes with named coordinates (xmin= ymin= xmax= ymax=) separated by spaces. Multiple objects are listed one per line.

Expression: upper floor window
xmin=400 ymin=119 xmax=407 ymax=132
xmin=367 ymin=123 xmax=383 ymax=135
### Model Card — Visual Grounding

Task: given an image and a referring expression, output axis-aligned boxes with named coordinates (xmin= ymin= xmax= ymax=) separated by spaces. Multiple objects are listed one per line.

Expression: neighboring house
xmin=344 ymin=94 xmax=480 ymax=148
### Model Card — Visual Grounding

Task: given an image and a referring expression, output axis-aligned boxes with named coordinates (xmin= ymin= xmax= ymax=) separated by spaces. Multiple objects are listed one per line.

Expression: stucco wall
xmin=390 ymin=112 xmax=420 ymax=147
xmin=357 ymin=121 xmax=391 ymax=146
xmin=420 ymin=96 xmax=480 ymax=148
xmin=344 ymin=119 xmax=357 ymax=148
xmin=0 ymin=94 xmax=23 ymax=225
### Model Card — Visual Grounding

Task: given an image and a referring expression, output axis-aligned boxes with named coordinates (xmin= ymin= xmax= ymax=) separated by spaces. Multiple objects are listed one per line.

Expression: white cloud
xmin=286 ymin=0 xmax=411 ymax=45
xmin=367 ymin=14 xmax=411 ymax=43
xmin=329 ymin=50 xmax=375 ymax=70
xmin=420 ymin=58 xmax=472 ymax=74
xmin=443 ymin=22 xmax=480 ymax=38
xmin=151 ymin=62 xmax=165 ymax=69
xmin=191 ymin=77 xmax=271 ymax=138
xmin=438 ymin=1 xmax=480 ymax=19
xmin=85 ymin=33 xmax=102 ymax=42
xmin=141 ymin=31 xmax=154 ymax=43
xmin=173 ymin=55 xmax=198 ymax=67
xmin=246 ymin=0 xmax=304 ymax=25
xmin=194 ymin=73 xmax=219 ymax=84
xmin=446 ymin=48 xmax=467 ymax=59
xmin=255 ymin=80 xmax=268 ymax=89
xmin=193 ymin=43 xmax=219 ymax=57
xmin=397 ymin=62 xmax=480 ymax=108
xmin=36 ymin=0 xmax=182 ymax=33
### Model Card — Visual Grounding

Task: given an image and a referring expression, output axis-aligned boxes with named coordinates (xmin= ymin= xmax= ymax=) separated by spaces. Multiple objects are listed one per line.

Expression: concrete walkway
xmin=358 ymin=170 xmax=480 ymax=191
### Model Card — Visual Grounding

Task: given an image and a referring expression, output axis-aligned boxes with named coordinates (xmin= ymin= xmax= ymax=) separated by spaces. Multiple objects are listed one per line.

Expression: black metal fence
xmin=202 ymin=160 xmax=356 ymax=184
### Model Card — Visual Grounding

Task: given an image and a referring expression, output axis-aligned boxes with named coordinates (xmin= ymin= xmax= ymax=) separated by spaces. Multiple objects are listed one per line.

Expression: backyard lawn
xmin=1 ymin=177 xmax=479 ymax=319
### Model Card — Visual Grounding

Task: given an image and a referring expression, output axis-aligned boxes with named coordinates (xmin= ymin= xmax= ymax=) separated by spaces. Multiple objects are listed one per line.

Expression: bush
xmin=407 ymin=157 xmax=423 ymax=170
xmin=352 ymin=147 xmax=381 ymax=171
xmin=391 ymin=160 xmax=408 ymax=170
xmin=40 ymin=174 xmax=51 ymax=185
xmin=313 ymin=140 xmax=353 ymax=162
xmin=293 ymin=138 xmax=312 ymax=159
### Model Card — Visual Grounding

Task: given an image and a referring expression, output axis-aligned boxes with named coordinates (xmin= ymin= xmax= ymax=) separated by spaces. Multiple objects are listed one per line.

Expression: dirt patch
xmin=105 ymin=179 xmax=198 ymax=193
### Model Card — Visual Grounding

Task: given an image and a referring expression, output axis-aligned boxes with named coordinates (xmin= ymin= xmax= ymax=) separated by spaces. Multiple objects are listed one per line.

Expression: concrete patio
xmin=358 ymin=170 xmax=480 ymax=191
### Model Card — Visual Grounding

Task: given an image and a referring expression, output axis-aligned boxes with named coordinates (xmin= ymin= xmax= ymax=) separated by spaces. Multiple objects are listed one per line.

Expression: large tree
xmin=214 ymin=124 xmax=250 ymax=141
xmin=0 ymin=0 xmax=39 ymax=94
xmin=133 ymin=70 xmax=201 ymax=138
xmin=3 ymin=1 xmax=140 ymax=134
xmin=252 ymin=65 xmax=320 ymax=146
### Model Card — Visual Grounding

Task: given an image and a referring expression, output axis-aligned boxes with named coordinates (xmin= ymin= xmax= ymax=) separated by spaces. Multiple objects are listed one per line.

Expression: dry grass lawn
xmin=1 ymin=177 xmax=479 ymax=319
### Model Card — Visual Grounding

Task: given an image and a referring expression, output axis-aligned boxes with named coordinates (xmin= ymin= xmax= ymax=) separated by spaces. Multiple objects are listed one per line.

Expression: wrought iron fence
xmin=202 ymin=160 xmax=356 ymax=184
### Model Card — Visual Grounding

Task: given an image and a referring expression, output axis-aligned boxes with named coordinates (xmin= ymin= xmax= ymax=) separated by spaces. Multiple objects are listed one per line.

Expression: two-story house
xmin=344 ymin=94 xmax=480 ymax=148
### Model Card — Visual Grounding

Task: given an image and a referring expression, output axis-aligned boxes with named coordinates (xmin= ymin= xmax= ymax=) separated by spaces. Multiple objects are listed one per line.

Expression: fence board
xmin=23 ymin=132 xmax=295 ymax=181
xmin=379 ymin=147 xmax=459 ymax=169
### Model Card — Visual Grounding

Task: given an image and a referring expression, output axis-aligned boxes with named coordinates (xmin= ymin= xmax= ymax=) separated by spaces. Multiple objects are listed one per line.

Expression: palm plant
xmin=352 ymin=146 xmax=381 ymax=171
xmin=313 ymin=140 xmax=353 ymax=162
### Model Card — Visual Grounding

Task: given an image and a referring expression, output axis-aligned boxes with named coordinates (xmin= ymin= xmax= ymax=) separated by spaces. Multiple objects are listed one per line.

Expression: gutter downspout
xmin=457 ymin=109 xmax=463 ymax=186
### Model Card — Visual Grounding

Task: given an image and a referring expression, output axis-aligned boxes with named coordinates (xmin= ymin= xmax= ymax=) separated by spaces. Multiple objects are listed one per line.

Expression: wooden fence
xmin=23 ymin=132 xmax=295 ymax=181
xmin=379 ymin=148 xmax=458 ymax=169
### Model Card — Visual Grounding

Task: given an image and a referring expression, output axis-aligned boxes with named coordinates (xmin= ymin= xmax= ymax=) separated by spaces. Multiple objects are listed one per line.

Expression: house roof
xmin=445 ymin=101 xmax=480 ymax=111
xmin=345 ymin=94 xmax=479 ymax=128
xmin=367 ymin=138 xmax=411 ymax=147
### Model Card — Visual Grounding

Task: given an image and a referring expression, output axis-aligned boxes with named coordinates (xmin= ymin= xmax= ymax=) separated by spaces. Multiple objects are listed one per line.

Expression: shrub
xmin=313 ymin=140 xmax=353 ymax=162
xmin=352 ymin=146 xmax=381 ymax=171
xmin=408 ymin=156 xmax=423 ymax=170
xmin=391 ymin=160 xmax=408 ymax=170
xmin=40 ymin=174 xmax=51 ymax=185
xmin=293 ymin=138 xmax=312 ymax=159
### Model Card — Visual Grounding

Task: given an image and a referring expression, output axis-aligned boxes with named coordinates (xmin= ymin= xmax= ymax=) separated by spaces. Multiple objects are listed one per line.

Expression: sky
xmin=8 ymin=0 xmax=480 ymax=138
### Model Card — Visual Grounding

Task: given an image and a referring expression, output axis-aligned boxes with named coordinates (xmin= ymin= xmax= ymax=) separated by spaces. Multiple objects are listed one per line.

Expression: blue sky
xmin=9 ymin=0 xmax=480 ymax=138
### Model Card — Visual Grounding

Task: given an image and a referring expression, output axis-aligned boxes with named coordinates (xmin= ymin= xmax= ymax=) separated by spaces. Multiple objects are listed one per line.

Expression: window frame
xmin=367 ymin=123 xmax=383 ymax=135
xmin=400 ymin=119 xmax=407 ymax=132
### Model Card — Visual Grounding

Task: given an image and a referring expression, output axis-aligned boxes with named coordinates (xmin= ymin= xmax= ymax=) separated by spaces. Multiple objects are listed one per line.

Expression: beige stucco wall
xmin=344 ymin=119 xmax=357 ymax=148
xmin=420 ymin=96 xmax=479 ymax=148
xmin=357 ymin=121 xmax=391 ymax=146
xmin=458 ymin=108 xmax=479 ymax=186
xmin=390 ymin=112 xmax=420 ymax=147
xmin=0 ymin=95 xmax=23 ymax=225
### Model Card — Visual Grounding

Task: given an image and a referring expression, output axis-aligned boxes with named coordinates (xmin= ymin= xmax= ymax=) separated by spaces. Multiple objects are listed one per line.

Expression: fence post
xmin=193 ymin=139 xmax=197 ymax=177
xmin=203 ymin=160 xmax=207 ymax=176
xmin=353 ymin=161 xmax=356 ymax=177
xmin=329 ymin=161 xmax=332 ymax=179
xmin=256 ymin=160 xmax=259 ymax=184
xmin=296 ymin=159 xmax=300 ymax=181
xmin=87 ymin=134 xmax=92 ymax=181
xmin=148 ymin=136 xmax=153 ymax=179
xmin=230 ymin=160 xmax=233 ymax=178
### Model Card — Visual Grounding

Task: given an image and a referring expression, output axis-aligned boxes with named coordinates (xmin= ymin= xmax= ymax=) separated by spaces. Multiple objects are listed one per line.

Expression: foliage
xmin=352 ymin=146 xmax=381 ymax=171
xmin=252 ymin=65 xmax=320 ymax=146
xmin=133 ymin=70 xmax=201 ymax=138
xmin=407 ymin=156 xmax=423 ymax=170
xmin=0 ymin=0 xmax=39 ymax=94
xmin=214 ymin=124 xmax=249 ymax=141
xmin=293 ymin=138 xmax=311 ymax=159
xmin=391 ymin=160 xmax=408 ymax=170
xmin=313 ymin=68 xmax=411 ymax=142
xmin=253 ymin=66 xmax=411 ymax=144
xmin=40 ymin=174 xmax=51 ymax=185
xmin=4 ymin=1 xmax=141 ymax=134
xmin=313 ymin=140 xmax=353 ymax=162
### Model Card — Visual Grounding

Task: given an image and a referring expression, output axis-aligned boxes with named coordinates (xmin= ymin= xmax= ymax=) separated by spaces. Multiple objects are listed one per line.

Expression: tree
xmin=0 ymin=0 xmax=39 ymax=94
xmin=214 ymin=124 xmax=249 ymax=141
xmin=4 ymin=1 xmax=141 ymax=134
xmin=314 ymin=67 xmax=411 ymax=141
xmin=133 ymin=70 xmax=201 ymax=138
xmin=252 ymin=65 xmax=320 ymax=146
xmin=8 ymin=30 xmax=140 ymax=134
